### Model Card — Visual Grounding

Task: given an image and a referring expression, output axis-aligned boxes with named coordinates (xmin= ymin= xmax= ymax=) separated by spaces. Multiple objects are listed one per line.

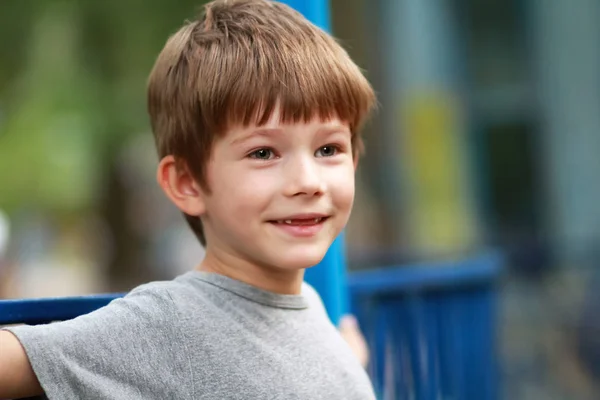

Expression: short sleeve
xmin=4 ymin=286 xmax=193 ymax=400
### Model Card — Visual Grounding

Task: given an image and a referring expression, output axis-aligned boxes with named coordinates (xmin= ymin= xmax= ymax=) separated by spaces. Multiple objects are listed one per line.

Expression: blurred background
xmin=1 ymin=0 xmax=600 ymax=398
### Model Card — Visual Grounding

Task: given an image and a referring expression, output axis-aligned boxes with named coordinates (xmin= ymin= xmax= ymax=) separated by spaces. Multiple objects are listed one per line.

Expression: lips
xmin=268 ymin=214 xmax=329 ymax=237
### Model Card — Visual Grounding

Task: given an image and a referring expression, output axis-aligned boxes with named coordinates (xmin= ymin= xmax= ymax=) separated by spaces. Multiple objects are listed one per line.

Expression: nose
xmin=283 ymin=154 xmax=325 ymax=197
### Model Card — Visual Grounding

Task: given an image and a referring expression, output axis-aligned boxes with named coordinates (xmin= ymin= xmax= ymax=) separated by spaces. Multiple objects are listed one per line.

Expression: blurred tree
xmin=0 ymin=0 xmax=206 ymax=290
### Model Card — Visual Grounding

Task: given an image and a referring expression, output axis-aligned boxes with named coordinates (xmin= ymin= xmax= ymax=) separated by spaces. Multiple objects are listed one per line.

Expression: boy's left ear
xmin=353 ymin=154 xmax=360 ymax=171
xmin=156 ymin=156 xmax=206 ymax=216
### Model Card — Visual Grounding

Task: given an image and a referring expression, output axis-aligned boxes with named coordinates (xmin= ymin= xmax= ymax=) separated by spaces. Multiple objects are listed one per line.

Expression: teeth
xmin=277 ymin=218 xmax=323 ymax=224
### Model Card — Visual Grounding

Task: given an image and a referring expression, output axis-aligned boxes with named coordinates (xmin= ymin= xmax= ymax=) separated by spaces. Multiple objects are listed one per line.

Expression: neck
xmin=196 ymin=248 xmax=305 ymax=295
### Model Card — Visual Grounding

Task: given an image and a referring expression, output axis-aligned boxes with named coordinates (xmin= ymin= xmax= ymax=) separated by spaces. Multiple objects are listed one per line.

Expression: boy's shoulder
xmin=117 ymin=272 xmax=220 ymax=320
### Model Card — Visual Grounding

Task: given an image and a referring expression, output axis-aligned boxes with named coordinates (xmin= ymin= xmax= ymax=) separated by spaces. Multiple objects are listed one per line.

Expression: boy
xmin=0 ymin=0 xmax=376 ymax=398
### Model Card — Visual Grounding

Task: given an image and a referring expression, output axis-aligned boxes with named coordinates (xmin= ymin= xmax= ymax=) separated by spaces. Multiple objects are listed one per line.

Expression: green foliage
xmin=0 ymin=0 xmax=206 ymax=213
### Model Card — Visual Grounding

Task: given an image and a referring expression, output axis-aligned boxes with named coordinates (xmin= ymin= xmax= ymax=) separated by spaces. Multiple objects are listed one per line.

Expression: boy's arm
xmin=338 ymin=315 xmax=369 ymax=368
xmin=0 ymin=330 xmax=43 ymax=398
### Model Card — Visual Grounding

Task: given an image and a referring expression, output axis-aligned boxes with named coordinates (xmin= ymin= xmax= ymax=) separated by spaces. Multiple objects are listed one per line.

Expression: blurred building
xmin=332 ymin=0 xmax=600 ymax=398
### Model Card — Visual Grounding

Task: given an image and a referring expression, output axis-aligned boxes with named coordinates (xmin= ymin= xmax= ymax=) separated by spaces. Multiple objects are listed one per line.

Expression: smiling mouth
xmin=267 ymin=216 xmax=329 ymax=238
xmin=271 ymin=217 xmax=328 ymax=226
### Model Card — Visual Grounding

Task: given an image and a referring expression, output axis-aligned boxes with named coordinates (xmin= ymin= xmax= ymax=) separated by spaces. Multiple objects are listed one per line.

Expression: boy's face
xmin=200 ymin=111 xmax=356 ymax=271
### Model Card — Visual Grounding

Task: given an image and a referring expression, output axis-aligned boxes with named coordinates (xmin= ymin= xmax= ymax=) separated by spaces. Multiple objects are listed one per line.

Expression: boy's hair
xmin=147 ymin=0 xmax=376 ymax=246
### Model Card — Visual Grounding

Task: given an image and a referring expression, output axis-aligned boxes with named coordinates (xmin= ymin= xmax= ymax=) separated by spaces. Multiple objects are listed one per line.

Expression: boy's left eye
xmin=315 ymin=145 xmax=339 ymax=157
xmin=248 ymin=148 xmax=275 ymax=160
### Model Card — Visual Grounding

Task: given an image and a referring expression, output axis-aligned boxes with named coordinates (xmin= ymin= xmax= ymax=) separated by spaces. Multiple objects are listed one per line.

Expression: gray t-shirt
xmin=6 ymin=271 xmax=376 ymax=399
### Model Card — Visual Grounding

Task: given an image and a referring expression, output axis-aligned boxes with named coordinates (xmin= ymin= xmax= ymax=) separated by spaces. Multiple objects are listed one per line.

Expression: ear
xmin=353 ymin=153 xmax=360 ymax=171
xmin=157 ymin=156 xmax=206 ymax=216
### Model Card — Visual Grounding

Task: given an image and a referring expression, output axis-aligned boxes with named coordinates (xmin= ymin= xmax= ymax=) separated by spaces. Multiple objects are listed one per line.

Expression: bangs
xmin=196 ymin=30 xmax=375 ymax=135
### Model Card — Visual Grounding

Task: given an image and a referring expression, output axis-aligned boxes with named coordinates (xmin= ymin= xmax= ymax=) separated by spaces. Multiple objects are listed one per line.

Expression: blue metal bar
xmin=0 ymin=293 xmax=124 ymax=325
xmin=279 ymin=0 xmax=331 ymax=31
xmin=348 ymin=251 xmax=503 ymax=296
xmin=304 ymin=235 xmax=350 ymax=324
xmin=277 ymin=0 xmax=349 ymax=325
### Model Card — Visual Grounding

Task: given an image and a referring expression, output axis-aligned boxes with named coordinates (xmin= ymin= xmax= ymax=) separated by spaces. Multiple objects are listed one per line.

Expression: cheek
xmin=328 ymin=164 xmax=355 ymax=211
xmin=211 ymin=167 xmax=277 ymax=219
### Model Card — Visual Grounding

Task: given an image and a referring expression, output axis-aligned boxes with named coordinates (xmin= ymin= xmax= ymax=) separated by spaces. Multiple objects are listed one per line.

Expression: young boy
xmin=0 ymin=0 xmax=376 ymax=398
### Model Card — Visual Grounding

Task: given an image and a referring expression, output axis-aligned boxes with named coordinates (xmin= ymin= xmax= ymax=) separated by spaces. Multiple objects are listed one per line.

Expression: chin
xmin=273 ymin=244 xmax=330 ymax=270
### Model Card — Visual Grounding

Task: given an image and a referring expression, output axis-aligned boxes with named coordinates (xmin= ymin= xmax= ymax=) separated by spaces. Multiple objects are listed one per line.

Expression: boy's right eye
xmin=248 ymin=148 xmax=275 ymax=160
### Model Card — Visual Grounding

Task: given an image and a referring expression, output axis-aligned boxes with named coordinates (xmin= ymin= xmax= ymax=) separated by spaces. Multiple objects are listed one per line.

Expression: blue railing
xmin=349 ymin=251 xmax=503 ymax=400
xmin=0 ymin=293 xmax=124 ymax=326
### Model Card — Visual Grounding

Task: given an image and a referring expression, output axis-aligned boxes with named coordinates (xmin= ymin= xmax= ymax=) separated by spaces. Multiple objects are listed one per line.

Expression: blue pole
xmin=278 ymin=0 xmax=349 ymax=324
xmin=305 ymin=235 xmax=350 ymax=324
xmin=279 ymin=0 xmax=331 ymax=31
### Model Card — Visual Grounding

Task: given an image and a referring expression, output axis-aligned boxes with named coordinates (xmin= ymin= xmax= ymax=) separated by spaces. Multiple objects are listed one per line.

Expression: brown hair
xmin=147 ymin=0 xmax=376 ymax=246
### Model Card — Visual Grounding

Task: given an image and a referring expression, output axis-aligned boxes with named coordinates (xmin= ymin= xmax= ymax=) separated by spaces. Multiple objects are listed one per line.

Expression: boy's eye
xmin=315 ymin=145 xmax=338 ymax=157
xmin=249 ymin=148 xmax=275 ymax=160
